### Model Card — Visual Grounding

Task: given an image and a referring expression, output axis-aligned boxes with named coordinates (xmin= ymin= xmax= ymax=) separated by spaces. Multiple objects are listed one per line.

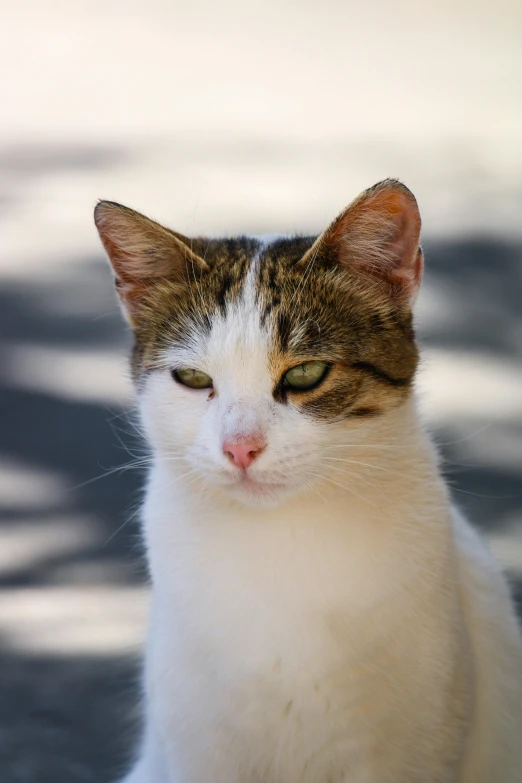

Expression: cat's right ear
xmin=94 ymin=201 xmax=208 ymax=326
xmin=297 ymin=179 xmax=423 ymax=306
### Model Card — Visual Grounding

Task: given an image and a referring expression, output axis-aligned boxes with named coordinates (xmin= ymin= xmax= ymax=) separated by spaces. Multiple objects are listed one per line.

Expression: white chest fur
xmin=140 ymin=461 xmax=468 ymax=783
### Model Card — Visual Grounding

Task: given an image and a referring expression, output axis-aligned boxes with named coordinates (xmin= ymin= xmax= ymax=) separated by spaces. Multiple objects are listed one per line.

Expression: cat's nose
xmin=223 ymin=438 xmax=265 ymax=470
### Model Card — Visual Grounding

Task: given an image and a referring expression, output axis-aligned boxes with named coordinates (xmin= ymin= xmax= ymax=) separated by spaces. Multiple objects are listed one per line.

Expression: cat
xmin=94 ymin=179 xmax=522 ymax=783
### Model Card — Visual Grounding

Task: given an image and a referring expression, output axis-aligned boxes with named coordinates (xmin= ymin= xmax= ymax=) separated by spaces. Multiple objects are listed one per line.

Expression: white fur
xmin=120 ymin=259 xmax=522 ymax=783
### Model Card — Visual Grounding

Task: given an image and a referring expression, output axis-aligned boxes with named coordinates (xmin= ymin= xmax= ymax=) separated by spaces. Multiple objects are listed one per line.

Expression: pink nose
xmin=223 ymin=439 xmax=265 ymax=470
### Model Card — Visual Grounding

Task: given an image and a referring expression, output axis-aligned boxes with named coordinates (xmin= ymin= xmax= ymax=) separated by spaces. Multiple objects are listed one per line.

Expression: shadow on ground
xmin=0 ymin=647 xmax=138 ymax=783
xmin=0 ymin=237 xmax=521 ymax=782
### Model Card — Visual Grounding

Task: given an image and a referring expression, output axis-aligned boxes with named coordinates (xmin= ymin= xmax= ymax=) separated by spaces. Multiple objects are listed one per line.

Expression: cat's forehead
xmin=196 ymin=234 xmax=318 ymax=302
xmin=135 ymin=235 xmax=318 ymax=357
xmin=200 ymin=233 xmax=337 ymax=337
xmin=148 ymin=235 xmax=319 ymax=371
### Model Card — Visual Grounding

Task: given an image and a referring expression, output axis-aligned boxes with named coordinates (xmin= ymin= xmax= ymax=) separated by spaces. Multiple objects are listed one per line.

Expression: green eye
xmin=284 ymin=361 xmax=329 ymax=390
xmin=173 ymin=368 xmax=213 ymax=389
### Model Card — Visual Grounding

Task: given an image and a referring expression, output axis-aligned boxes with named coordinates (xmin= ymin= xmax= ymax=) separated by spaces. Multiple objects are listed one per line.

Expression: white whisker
xmin=321 ymin=443 xmax=404 ymax=450
xmin=321 ymin=456 xmax=393 ymax=473
xmin=306 ymin=471 xmax=380 ymax=510
xmin=320 ymin=461 xmax=384 ymax=495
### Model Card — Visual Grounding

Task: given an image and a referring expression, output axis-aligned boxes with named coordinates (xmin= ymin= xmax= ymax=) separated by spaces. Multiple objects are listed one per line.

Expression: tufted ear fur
xmin=94 ymin=201 xmax=208 ymax=325
xmin=298 ymin=179 xmax=423 ymax=303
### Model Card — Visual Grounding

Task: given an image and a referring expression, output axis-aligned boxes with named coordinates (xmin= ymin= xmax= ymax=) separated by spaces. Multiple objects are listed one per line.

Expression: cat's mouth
xmin=241 ymin=474 xmax=283 ymax=492
xmin=211 ymin=464 xmax=296 ymax=505
xmin=227 ymin=471 xmax=289 ymax=501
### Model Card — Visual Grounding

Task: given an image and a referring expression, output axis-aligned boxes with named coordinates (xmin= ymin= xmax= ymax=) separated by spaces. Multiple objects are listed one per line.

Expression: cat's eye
xmin=173 ymin=368 xmax=213 ymax=389
xmin=284 ymin=361 xmax=329 ymax=390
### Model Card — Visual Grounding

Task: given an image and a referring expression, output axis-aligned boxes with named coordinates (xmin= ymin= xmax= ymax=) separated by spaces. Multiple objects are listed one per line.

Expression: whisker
xmin=69 ymin=461 xmax=151 ymax=491
xmin=434 ymin=422 xmax=496 ymax=448
xmin=306 ymin=471 xmax=380 ymax=510
xmin=321 ymin=444 xmax=404 ymax=450
xmin=320 ymin=461 xmax=385 ymax=495
xmin=449 ymin=485 xmax=520 ymax=501
xmin=69 ymin=453 xmax=189 ymax=491
xmin=169 ymin=467 xmax=202 ymax=486
xmin=321 ymin=456 xmax=393 ymax=474
xmin=301 ymin=475 xmax=330 ymax=507
xmin=102 ymin=512 xmax=140 ymax=548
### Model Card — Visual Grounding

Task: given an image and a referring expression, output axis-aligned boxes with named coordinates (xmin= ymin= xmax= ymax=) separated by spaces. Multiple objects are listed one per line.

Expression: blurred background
xmin=1 ymin=1 xmax=521 ymax=781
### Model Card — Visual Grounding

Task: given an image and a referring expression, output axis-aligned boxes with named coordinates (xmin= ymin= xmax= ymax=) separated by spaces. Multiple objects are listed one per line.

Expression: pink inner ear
xmin=392 ymin=247 xmax=424 ymax=298
xmin=385 ymin=204 xmax=423 ymax=295
xmin=370 ymin=189 xmax=420 ymax=266
xmin=332 ymin=182 xmax=423 ymax=302
xmin=388 ymin=210 xmax=411 ymax=262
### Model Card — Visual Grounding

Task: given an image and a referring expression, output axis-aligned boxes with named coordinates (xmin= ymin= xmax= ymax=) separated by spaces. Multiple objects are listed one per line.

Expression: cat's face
xmin=95 ymin=180 xmax=423 ymax=507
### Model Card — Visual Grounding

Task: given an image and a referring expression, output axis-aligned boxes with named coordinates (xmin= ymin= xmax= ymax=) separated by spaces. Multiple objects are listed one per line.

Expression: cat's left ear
xmin=299 ymin=179 xmax=423 ymax=304
xmin=94 ymin=201 xmax=208 ymax=325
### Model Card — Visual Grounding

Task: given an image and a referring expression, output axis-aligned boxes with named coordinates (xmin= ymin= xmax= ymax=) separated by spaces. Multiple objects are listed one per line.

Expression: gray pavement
xmin=1 ymin=2 xmax=521 ymax=781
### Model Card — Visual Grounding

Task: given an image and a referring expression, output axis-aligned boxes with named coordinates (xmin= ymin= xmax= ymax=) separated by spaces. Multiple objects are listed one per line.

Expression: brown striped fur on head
xmin=95 ymin=179 xmax=422 ymax=423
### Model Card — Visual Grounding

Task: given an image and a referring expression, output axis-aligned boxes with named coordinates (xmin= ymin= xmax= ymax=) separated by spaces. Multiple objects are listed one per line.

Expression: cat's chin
xmin=221 ymin=475 xmax=297 ymax=508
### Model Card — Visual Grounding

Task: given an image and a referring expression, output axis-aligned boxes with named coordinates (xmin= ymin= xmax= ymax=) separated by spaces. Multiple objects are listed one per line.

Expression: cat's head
xmin=94 ymin=180 xmax=422 ymax=507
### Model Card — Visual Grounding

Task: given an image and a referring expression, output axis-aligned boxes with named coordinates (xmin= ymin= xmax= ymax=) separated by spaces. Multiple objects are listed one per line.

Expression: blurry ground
xmin=0 ymin=2 xmax=521 ymax=781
